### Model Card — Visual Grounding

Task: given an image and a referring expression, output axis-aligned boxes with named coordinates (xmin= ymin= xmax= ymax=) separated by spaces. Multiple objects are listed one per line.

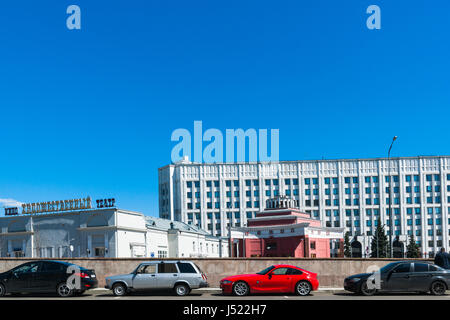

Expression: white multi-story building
xmin=159 ymin=156 xmax=450 ymax=258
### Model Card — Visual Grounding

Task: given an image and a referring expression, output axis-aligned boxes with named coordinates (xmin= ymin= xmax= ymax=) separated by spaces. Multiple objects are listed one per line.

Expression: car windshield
xmin=256 ymin=266 xmax=275 ymax=275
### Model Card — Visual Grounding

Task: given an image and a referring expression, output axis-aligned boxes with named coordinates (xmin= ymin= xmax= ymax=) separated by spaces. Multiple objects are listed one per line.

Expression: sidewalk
xmin=94 ymin=287 xmax=345 ymax=293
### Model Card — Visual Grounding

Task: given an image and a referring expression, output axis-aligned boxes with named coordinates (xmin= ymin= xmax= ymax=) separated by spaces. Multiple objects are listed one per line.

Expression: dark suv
xmin=0 ymin=260 xmax=98 ymax=297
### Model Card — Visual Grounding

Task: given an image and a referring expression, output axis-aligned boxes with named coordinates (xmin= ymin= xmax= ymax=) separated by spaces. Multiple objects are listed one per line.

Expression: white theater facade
xmin=0 ymin=197 xmax=228 ymax=258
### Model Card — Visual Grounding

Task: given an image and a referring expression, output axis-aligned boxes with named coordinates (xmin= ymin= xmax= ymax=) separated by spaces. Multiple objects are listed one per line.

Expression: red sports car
xmin=220 ymin=264 xmax=319 ymax=296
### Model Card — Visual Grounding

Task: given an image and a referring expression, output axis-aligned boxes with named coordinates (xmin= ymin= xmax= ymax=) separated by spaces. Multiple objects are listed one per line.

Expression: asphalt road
xmin=1 ymin=289 xmax=450 ymax=300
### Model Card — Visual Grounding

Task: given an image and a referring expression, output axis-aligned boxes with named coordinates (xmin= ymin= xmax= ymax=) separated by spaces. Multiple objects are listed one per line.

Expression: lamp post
xmin=388 ymin=136 xmax=398 ymax=258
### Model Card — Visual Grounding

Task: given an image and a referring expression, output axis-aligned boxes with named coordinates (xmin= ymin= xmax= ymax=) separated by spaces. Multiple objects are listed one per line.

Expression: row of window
xmin=186 ymin=174 xmax=450 ymax=188
xmin=184 ymin=173 xmax=450 ymax=188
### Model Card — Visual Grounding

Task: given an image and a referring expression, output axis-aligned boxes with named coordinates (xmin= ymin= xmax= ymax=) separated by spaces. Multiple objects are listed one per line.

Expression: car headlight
xmin=221 ymin=280 xmax=232 ymax=284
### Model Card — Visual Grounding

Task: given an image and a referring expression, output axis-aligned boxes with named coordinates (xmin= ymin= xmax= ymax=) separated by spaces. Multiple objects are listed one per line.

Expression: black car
xmin=344 ymin=261 xmax=450 ymax=296
xmin=0 ymin=260 xmax=98 ymax=297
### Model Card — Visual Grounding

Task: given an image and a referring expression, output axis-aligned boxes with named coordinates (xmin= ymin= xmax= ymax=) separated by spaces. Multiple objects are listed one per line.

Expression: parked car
xmin=344 ymin=261 xmax=450 ymax=296
xmin=220 ymin=264 xmax=319 ymax=296
xmin=0 ymin=260 xmax=98 ymax=297
xmin=105 ymin=260 xmax=208 ymax=296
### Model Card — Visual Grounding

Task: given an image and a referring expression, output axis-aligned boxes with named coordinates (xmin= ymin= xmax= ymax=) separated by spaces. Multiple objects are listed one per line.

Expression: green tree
xmin=344 ymin=231 xmax=352 ymax=257
xmin=370 ymin=218 xmax=390 ymax=258
xmin=406 ymin=234 xmax=420 ymax=258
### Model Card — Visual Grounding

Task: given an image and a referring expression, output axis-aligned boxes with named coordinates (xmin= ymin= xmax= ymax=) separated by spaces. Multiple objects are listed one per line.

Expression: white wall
xmin=146 ymin=229 xmax=169 ymax=258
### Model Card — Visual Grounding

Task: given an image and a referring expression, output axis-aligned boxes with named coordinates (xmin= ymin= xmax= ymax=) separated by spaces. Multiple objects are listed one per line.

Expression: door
xmin=385 ymin=263 xmax=412 ymax=292
xmin=35 ymin=261 xmax=64 ymax=291
xmin=156 ymin=263 xmax=179 ymax=289
xmin=263 ymin=267 xmax=292 ymax=292
xmin=9 ymin=262 xmax=40 ymax=292
xmin=132 ymin=264 xmax=158 ymax=290
xmin=409 ymin=263 xmax=434 ymax=291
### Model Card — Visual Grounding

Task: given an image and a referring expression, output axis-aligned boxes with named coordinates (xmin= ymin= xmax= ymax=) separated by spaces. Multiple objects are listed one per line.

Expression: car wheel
xmin=295 ymin=281 xmax=312 ymax=296
xmin=232 ymin=281 xmax=249 ymax=296
xmin=430 ymin=281 xmax=447 ymax=296
xmin=112 ymin=283 xmax=127 ymax=296
xmin=174 ymin=283 xmax=190 ymax=296
xmin=57 ymin=282 xmax=73 ymax=298
xmin=359 ymin=281 xmax=376 ymax=296
xmin=0 ymin=284 xmax=5 ymax=297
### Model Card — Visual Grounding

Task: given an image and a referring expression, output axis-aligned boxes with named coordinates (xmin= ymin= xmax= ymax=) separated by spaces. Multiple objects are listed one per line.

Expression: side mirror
xmin=268 ymin=273 xmax=273 ymax=279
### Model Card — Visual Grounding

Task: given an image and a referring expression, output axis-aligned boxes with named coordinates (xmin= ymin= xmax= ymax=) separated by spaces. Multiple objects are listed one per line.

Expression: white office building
xmin=159 ymin=156 xmax=450 ymax=258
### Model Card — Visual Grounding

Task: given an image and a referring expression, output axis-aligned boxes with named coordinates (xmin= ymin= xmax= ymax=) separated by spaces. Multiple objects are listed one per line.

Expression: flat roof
xmin=159 ymin=155 xmax=450 ymax=169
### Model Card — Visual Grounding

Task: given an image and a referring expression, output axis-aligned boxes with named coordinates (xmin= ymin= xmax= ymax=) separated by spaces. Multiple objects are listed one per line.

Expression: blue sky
xmin=0 ymin=1 xmax=449 ymax=216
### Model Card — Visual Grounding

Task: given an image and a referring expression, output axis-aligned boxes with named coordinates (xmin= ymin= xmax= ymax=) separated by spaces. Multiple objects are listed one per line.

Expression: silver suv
xmin=105 ymin=261 xmax=208 ymax=296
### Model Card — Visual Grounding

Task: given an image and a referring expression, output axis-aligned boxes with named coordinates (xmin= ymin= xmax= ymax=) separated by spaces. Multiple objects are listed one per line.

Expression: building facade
xmin=0 ymin=206 xmax=228 ymax=258
xmin=159 ymin=156 xmax=450 ymax=258
xmin=230 ymin=196 xmax=344 ymax=258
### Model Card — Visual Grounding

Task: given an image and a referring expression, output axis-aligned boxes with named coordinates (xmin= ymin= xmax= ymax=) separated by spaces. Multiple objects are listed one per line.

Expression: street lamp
xmin=388 ymin=136 xmax=398 ymax=258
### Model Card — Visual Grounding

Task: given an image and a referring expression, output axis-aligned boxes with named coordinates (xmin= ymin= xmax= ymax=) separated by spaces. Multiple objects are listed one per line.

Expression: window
xmin=158 ymin=250 xmax=168 ymax=258
xmin=42 ymin=262 xmax=63 ymax=272
xmin=137 ymin=264 xmax=157 ymax=274
xmin=310 ymin=241 xmax=316 ymax=249
xmin=13 ymin=263 xmax=40 ymax=274
xmin=158 ymin=263 xmax=178 ymax=273
xmin=287 ymin=268 xmax=303 ymax=275
xmin=393 ymin=263 xmax=411 ymax=273
xmin=414 ymin=263 xmax=429 ymax=272
xmin=95 ymin=247 xmax=106 ymax=257
xmin=271 ymin=267 xmax=289 ymax=275
xmin=177 ymin=262 xmax=197 ymax=273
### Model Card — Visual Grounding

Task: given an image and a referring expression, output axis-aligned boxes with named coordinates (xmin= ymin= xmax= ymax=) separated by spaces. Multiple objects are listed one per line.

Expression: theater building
xmin=0 ymin=197 xmax=228 ymax=258
xmin=229 ymin=196 xmax=344 ymax=258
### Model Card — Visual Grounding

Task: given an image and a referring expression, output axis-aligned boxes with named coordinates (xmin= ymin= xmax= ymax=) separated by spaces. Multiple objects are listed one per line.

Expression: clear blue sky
xmin=0 ymin=1 xmax=449 ymax=216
